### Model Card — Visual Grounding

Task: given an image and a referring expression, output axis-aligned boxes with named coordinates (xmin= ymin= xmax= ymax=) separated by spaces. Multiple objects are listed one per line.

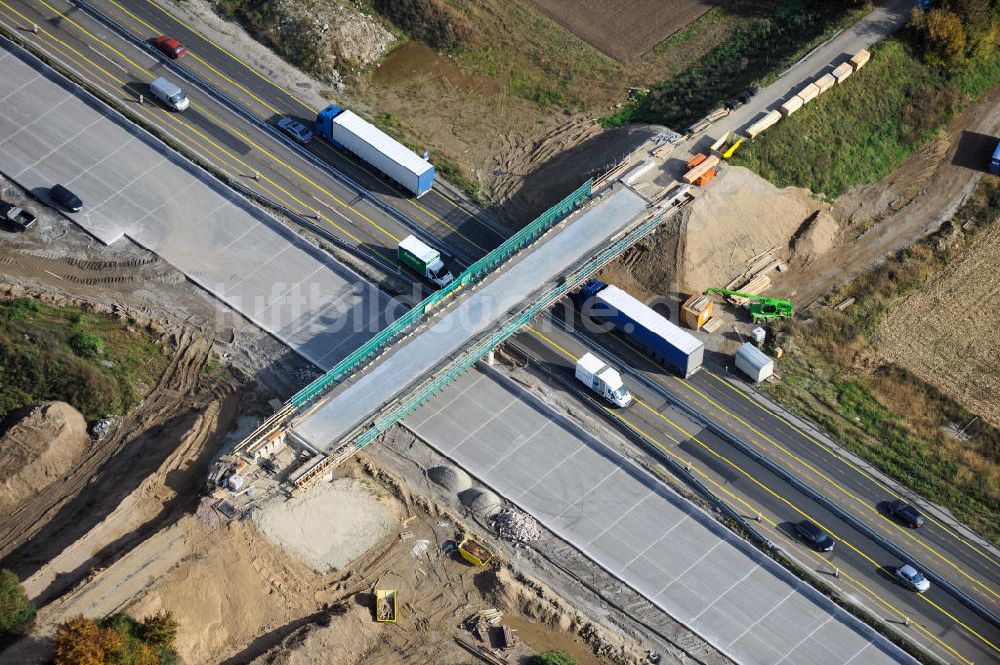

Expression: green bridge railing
xmin=349 ymin=207 xmax=667 ymax=450
xmin=289 ymin=178 xmax=593 ymax=409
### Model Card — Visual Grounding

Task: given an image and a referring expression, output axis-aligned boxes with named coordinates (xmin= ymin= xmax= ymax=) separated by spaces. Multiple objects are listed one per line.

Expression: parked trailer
xmin=735 ymin=342 xmax=773 ymax=382
xmin=315 ymin=104 xmax=435 ymax=197
xmin=575 ymin=280 xmax=704 ymax=377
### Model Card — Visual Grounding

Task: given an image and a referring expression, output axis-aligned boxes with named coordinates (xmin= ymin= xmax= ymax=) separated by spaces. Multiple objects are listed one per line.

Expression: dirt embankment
xmin=0 ymin=402 xmax=89 ymax=517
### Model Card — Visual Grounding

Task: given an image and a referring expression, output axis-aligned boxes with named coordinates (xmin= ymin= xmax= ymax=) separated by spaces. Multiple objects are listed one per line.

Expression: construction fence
xmin=288 ymin=179 xmax=593 ymax=409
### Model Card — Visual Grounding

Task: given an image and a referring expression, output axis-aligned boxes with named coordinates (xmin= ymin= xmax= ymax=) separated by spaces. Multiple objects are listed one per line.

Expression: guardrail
xmin=347 ymin=199 xmax=671 ymax=450
xmin=287 ymin=179 xmax=592 ymax=408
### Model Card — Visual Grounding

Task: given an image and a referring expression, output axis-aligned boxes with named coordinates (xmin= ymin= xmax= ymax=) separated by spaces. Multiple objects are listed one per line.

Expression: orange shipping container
xmin=682 ymin=154 xmax=719 ymax=184
xmin=682 ymin=295 xmax=713 ymax=330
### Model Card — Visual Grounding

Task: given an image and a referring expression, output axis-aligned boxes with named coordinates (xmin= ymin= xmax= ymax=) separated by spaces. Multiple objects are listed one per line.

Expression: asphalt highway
xmin=513 ymin=304 xmax=1000 ymax=665
xmin=0 ymin=0 xmax=507 ymax=275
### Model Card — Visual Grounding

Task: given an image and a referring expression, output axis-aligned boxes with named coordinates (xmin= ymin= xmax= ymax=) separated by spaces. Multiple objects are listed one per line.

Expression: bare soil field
xmin=873 ymin=221 xmax=1000 ymax=426
xmin=2 ymin=456 xmax=644 ymax=665
xmin=525 ymin=0 xmax=713 ymax=62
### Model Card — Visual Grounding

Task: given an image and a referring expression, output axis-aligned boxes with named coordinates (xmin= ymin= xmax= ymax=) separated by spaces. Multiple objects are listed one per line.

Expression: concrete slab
xmin=292 ymin=184 xmax=648 ymax=448
xmin=0 ymin=42 xmax=393 ymax=370
xmin=405 ymin=369 xmax=916 ymax=665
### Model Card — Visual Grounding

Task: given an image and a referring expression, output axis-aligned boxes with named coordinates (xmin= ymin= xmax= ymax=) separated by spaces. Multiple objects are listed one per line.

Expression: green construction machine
xmin=704 ymin=288 xmax=793 ymax=323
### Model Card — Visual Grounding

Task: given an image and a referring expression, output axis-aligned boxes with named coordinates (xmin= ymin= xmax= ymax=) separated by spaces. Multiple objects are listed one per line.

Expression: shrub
xmin=527 ymin=652 xmax=577 ymax=665
xmin=54 ymin=612 xmax=178 ymax=665
xmin=374 ymin=0 xmax=477 ymax=51
xmin=0 ymin=569 xmax=34 ymax=636
xmin=69 ymin=331 xmax=104 ymax=359
xmin=911 ymin=8 xmax=968 ymax=69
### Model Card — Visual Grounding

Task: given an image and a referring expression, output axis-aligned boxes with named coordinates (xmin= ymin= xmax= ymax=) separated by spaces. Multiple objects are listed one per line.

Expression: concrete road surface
xmin=406 ymin=368 xmax=917 ymax=665
xmin=0 ymin=40 xmax=395 ymax=370
xmin=291 ymin=184 xmax=647 ymax=448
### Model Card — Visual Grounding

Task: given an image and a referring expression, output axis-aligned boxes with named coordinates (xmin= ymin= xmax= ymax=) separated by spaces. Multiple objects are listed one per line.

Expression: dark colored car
xmin=154 ymin=35 xmax=188 ymax=59
xmin=794 ymin=520 xmax=835 ymax=552
xmin=887 ymin=499 xmax=925 ymax=528
xmin=724 ymin=98 xmax=741 ymax=111
xmin=738 ymin=85 xmax=762 ymax=104
xmin=49 ymin=184 xmax=83 ymax=212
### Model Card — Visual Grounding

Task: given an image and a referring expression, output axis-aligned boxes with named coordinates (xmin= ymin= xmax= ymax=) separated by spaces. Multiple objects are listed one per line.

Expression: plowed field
xmin=525 ymin=0 xmax=713 ymax=61
xmin=874 ymin=221 xmax=1000 ymax=425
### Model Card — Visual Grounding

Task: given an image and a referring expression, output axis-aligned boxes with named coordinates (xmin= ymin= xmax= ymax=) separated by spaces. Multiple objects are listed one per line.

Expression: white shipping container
xmin=746 ymin=110 xmax=782 ymax=138
xmin=796 ymin=82 xmax=820 ymax=104
xmin=780 ymin=96 xmax=803 ymax=117
xmin=735 ymin=342 xmax=773 ymax=382
xmin=330 ymin=110 xmax=434 ymax=196
xmin=832 ymin=62 xmax=853 ymax=83
xmin=814 ymin=73 xmax=836 ymax=94
xmin=849 ymin=49 xmax=870 ymax=71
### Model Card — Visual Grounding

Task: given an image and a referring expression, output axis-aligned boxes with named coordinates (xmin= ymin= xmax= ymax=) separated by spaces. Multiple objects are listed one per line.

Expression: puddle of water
xmin=372 ymin=40 xmax=498 ymax=95
xmin=503 ymin=616 xmax=611 ymax=665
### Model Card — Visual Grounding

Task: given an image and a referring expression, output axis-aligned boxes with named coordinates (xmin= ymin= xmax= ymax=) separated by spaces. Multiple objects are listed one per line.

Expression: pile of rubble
xmin=490 ymin=508 xmax=540 ymax=543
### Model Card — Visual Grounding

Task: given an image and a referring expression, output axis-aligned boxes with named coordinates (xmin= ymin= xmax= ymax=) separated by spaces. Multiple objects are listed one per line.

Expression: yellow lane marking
xmin=107 ymin=0 xmax=496 ymax=250
xmin=134 ymin=0 xmax=315 ymax=112
xmin=34 ymin=0 xmax=399 ymax=244
xmin=702 ymin=367 xmax=1000 ymax=573
xmin=608 ymin=414 xmax=974 ymax=665
xmin=523 ymin=325 xmax=996 ymax=659
xmin=525 ymin=325 xmax=576 ymax=360
xmin=673 ymin=375 xmax=1000 ymax=604
xmin=100 ymin=0 xmax=284 ymax=116
xmin=1 ymin=1 xmax=366 ymax=245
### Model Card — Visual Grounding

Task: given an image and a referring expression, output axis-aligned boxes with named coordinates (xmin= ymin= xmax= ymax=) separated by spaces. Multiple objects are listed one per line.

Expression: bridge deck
xmin=291 ymin=184 xmax=647 ymax=451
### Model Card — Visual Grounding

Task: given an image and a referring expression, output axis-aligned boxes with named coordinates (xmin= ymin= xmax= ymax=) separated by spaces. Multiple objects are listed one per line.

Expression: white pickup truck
xmin=575 ymin=353 xmax=632 ymax=407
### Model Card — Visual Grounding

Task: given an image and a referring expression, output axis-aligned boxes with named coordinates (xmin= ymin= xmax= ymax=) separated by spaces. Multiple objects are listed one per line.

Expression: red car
xmin=154 ymin=35 xmax=188 ymax=59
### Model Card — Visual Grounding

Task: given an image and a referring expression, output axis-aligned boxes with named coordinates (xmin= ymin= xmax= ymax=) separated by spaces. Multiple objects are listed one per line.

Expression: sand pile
xmin=791 ymin=211 xmax=840 ymax=265
xmin=428 ymin=464 xmax=472 ymax=492
xmin=0 ymin=401 xmax=89 ymax=515
xmin=678 ymin=166 xmax=824 ymax=291
xmin=253 ymin=478 xmax=400 ymax=571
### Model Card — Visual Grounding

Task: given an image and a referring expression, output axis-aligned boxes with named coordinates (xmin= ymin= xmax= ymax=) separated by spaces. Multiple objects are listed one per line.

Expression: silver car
xmin=277 ymin=116 xmax=314 ymax=143
xmin=895 ymin=564 xmax=931 ymax=593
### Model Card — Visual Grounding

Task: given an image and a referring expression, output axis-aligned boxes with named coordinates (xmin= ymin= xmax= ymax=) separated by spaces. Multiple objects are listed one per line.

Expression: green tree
xmin=0 ymin=569 xmax=35 ymax=635
xmin=139 ymin=611 xmax=178 ymax=651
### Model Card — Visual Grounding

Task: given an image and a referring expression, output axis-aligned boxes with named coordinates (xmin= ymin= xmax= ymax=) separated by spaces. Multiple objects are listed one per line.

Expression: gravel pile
xmin=428 ymin=465 xmax=472 ymax=492
xmin=490 ymin=508 xmax=541 ymax=542
xmin=460 ymin=488 xmax=502 ymax=517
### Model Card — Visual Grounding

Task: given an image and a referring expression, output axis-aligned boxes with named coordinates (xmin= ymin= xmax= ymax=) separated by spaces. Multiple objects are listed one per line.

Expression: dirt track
xmin=773 ymin=83 xmax=1000 ymax=306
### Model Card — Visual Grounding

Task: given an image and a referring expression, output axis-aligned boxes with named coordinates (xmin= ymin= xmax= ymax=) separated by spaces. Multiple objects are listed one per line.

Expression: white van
xmin=149 ymin=77 xmax=189 ymax=111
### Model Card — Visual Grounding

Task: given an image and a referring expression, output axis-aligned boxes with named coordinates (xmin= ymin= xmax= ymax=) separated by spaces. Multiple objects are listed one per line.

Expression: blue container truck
xmin=316 ymin=104 xmax=435 ymax=197
xmin=990 ymin=140 xmax=1000 ymax=175
xmin=575 ymin=280 xmax=704 ymax=377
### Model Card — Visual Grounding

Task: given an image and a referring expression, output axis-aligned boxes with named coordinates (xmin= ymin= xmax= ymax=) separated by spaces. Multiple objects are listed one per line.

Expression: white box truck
xmin=575 ymin=353 xmax=632 ymax=407
xmin=397 ymin=235 xmax=453 ymax=287
xmin=149 ymin=77 xmax=189 ymax=111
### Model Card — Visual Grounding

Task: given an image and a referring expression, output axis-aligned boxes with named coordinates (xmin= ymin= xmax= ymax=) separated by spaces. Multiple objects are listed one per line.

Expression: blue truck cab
xmin=990 ymin=140 xmax=1000 ymax=175
xmin=315 ymin=104 xmax=344 ymax=146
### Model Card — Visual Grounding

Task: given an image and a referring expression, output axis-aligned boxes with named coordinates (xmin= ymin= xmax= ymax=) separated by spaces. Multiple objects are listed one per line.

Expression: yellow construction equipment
xmin=458 ymin=536 xmax=494 ymax=567
xmin=375 ymin=589 xmax=397 ymax=623
xmin=710 ymin=130 xmax=744 ymax=159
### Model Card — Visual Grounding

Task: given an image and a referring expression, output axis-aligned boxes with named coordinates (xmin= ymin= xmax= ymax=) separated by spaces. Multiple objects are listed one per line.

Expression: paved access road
xmin=513 ymin=306 xmax=1000 ymax=665
xmin=0 ymin=38 xmax=395 ymax=370
xmin=0 ymin=0 xmax=507 ymax=273
xmin=407 ymin=368 xmax=917 ymax=665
